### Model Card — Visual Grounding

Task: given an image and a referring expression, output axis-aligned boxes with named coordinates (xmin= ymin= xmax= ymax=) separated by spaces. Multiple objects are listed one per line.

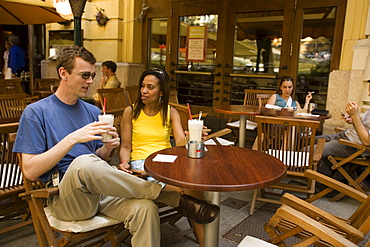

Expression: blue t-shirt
xmin=13 ymin=94 xmax=103 ymax=184
xmin=274 ymin=93 xmax=297 ymax=108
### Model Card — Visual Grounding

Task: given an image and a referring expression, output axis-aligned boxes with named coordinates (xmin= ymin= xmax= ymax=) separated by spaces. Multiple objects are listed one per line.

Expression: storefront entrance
xmin=143 ymin=0 xmax=347 ymax=112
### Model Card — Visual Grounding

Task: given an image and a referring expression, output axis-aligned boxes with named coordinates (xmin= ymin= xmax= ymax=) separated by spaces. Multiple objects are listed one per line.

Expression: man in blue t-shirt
xmin=13 ymin=46 xmax=219 ymax=247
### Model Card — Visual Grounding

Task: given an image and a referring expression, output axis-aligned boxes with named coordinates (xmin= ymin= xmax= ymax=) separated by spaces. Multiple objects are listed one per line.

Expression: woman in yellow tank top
xmin=119 ymin=68 xmax=206 ymax=246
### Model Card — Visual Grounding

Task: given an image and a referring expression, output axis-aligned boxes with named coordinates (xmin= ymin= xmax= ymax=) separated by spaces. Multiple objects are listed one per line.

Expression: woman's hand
xmin=184 ymin=126 xmax=209 ymax=142
xmin=118 ymin=160 xmax=133 ymax=174
xmin=305 ymin=91 xmax=314 ymax=103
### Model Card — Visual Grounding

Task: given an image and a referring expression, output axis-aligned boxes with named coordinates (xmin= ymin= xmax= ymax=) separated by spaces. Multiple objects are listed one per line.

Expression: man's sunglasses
xmin=149 ymin=67 xmax=164 ymax=75
xmin=71 ymin=70 xmax=96 ymax=79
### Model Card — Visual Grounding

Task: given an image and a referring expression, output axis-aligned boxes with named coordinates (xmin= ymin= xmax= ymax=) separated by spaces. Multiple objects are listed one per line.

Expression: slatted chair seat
xmin=44 ymin=207 xmax=122 ymax=233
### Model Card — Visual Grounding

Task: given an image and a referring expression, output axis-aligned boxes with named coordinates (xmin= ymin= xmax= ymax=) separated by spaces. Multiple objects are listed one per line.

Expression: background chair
xmin=169 ymin=89 xmax=179 ymax=104
xmin=97 ymin=88 xmax=128 ymax=117
xmin=227 ymin=89 xmax=275 ymax=144
xmin=33 ymin=78 xmax=59 ymax=98
xmin=0 ymin=93 xmax=27 ymax=119
xmin=125 ymin=85 xmax=139 ymax=105
xmin=0 ymin=122 xmax=32 ymax=235
xmin=249 ymin=115 xmax=325 ymax=215
xmin=168 ymin=102 xmax=231 ymax=145
xmin=0 ymin=79 xmax=23 ymax=94
xmin=264 ymin=169 xmax=370 ymax=247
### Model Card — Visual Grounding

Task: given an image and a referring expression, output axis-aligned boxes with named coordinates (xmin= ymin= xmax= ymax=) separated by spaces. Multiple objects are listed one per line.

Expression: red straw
xmin=187 ymin=103 xmax=193 ymax=120
xmin=103 ymin=97 xmax=107 ymax=114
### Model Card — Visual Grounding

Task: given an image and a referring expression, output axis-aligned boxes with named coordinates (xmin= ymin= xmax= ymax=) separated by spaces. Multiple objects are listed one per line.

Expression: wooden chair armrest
xmin=304 ymin=170 xmax=367 ymax=203
xmin=335 ymin=127 xmax=345 ymax=133
xmin=312 ymin=138 xmax=325 ymax=163
xmin=280 ymin=193 xmax=364 ymax=240
xmin=192 ymin=112 xmax=208 ymax=119
xmin=275 ymin=204 xmax=359 ymax=247
xmin=19 ymin=187 xmax=59 ymax=200
xmin=337 ymin=139 xmax=370 ymax=150
xmin=130 ymin=169 xmax=149 ymax=179
xmin=205 ymin=128 xmax=232 ymax=141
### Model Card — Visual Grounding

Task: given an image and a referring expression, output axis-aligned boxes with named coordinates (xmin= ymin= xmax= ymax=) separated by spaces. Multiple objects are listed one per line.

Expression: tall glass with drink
xmin=98 ymin=114 xmax=114 ymax=142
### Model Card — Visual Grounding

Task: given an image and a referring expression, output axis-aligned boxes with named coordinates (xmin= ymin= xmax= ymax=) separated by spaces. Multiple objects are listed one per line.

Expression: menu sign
xmin=186 ymin=26 xmax=208 ymax=62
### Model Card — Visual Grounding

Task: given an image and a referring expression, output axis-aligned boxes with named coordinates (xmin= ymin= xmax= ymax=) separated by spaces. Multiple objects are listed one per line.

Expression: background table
xmin=214 ymin=105 xmax=261 ymax=147
xmin=261 ymin=107 xmax=331 ymax=120
xmin=145 ymin=145 xmax=286 ymax=247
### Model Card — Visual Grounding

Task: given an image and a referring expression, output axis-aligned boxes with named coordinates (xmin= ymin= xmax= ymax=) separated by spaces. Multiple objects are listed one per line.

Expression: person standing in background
xmin=2 ymin=40 xmax=10 ymax=76
xmin=93 ymin=60 xmax=121 ymax=103
xmin=7 ymin=34 xmax=26 ymax=77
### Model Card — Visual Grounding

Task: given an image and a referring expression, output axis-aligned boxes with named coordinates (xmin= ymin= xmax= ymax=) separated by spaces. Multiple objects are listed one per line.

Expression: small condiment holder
xmin=187 ymin=140 xmax=205 ymax=158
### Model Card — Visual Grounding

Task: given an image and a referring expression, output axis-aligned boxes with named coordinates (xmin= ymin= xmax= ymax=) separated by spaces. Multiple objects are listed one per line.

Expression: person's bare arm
xmin=171 ymin=107 xmax=187 ymax=146
xmin=22 ymin=121 xmax=116 ymax=181
xmin=118 ymin=106 xmax=133 ymax=173
xmin=266 ymin=94 xmax=277 ymax=105
xmin=346 ymin=101 xmax=370 ymax=146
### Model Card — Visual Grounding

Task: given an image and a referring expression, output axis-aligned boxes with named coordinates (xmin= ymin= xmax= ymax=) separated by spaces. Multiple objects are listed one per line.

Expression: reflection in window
xmin=148 ymin=18 xmax=167 ymax=69
xmin=296 ymin=7 xmax=335 ymax=110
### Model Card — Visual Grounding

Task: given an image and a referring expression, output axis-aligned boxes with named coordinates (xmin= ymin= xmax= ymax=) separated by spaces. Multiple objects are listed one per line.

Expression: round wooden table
xmin=214 ymin=105 xmax=261 ymax=147
xmin=145 ymin=145 xmax=286 ymax=247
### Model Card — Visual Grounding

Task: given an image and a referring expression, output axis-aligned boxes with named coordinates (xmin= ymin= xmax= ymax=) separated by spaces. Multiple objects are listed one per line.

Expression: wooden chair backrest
xmin=0 ymin=123 xmax=21 ymax=192
xmin=34 ymin=78 xmax=59 ymax=91
xmin=169 ymin=102 xmax=189 ymax=131
xmin=97 ymin=88 xmax=128 ymax=112
xmin=254 ymin=115 xmax=320 ymax=173
xmin=0 ymin=79 xmax=23 ymax=94
xmin=0 ymin=93 xmax=27 ymax=118
xmin=0 ymin=122 xmax=33 ymax=234
xmin=169 ymin=90 xmax=179 ymax=104
xmin=257 ymin=93 xmax=275 ymax=107
xmin=244 ymin=89 xmax=275 ymax=106
xmin=125 ymin=85 xmax=139 ymax=105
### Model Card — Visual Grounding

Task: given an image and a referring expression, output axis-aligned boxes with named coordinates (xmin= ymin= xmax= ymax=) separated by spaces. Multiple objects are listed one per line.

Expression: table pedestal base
xmin=204 ymin=191 xmax=221 ymax=247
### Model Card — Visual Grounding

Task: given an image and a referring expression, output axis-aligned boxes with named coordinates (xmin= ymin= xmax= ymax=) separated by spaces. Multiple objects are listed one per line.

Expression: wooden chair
xmin=169 ymin=102 xmax=233 ymax=146
xmin=249 ymin=115 xmax=325 ymax=215
xmin=125 ymin=85 xmax=139 ymax=105
xmin=169 ymin=89 xmax=179 ymax=104
xmin=34 ymin=78 xmax=59 ymax=98
xmin=264 ymin=169 xmax=370 ymax=247
xmin=0 ymin=79 xmax=23 ymax=94
xmin=0 ymin=122 xmax=33 ymax=235
xmin=98 ymin=88 xmax=128 ymax=116
xmin=17 ymin=149 xmax=128 ymax=246
xmin=227 ymin=89 xmax=275 ymax=144
xmin=325 ymin=127 xmax=370 ymax=201
xmin=0 ymin=93 xmax=27 ymax=118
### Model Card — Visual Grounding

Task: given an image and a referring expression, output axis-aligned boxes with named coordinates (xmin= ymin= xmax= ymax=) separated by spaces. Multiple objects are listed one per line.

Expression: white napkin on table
xmin=152 ymin=154 xmax=178 ymax=163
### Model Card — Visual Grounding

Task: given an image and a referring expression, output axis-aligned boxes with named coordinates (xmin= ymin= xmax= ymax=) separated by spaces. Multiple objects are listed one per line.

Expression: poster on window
xmin=186 ymin=26 xmax=207 ymax=62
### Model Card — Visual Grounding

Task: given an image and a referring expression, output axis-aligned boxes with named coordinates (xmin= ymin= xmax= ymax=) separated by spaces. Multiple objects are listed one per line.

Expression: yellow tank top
xmin=131 ymin=105 xmax=172 ymax=161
